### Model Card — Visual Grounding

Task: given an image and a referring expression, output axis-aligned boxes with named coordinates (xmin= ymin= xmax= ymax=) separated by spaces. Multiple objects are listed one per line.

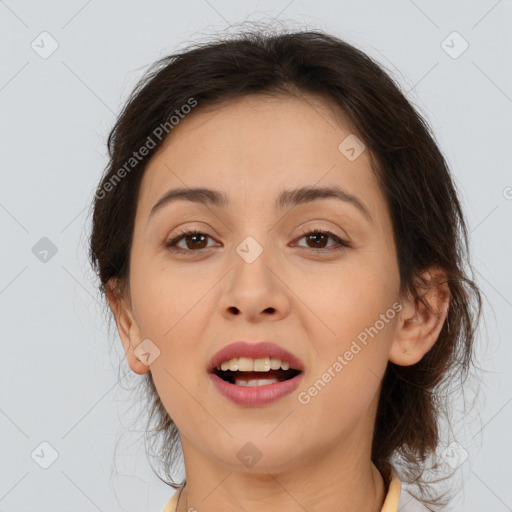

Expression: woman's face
xmin=117 ymin=93 xmax=404 ymax=472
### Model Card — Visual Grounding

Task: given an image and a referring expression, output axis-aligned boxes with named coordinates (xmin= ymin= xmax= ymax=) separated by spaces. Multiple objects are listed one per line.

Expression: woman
xmin=89 ymin=29 xmax=482 ymax=511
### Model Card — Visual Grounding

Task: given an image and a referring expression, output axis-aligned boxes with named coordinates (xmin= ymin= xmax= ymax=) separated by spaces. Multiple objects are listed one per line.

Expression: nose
xmin=219 ymin=243 xmax=291 ymax=323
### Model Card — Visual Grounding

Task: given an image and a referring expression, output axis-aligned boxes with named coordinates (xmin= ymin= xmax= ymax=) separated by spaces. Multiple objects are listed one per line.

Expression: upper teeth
xmin=218 ymin=357 xmax=291 ymax=372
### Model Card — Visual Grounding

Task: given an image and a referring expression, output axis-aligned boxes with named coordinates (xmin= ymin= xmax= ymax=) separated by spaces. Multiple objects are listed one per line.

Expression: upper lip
xmin=208 ymin=341 xmax=305 ymax=373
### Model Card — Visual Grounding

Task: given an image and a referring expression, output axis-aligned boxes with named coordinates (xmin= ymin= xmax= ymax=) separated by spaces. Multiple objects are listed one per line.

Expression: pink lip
xmin=210 ymin=372 xmax=304 ymax=407
xmin=208 ymin=341 xmax=305 ymax=407
xmin=208 ymin=341 xmax=305 ymax=373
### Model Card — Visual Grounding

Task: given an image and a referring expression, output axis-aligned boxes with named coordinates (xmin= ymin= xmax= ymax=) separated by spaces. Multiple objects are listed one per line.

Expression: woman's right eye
xmin=165 ymin=229 xmax=217 ymax=252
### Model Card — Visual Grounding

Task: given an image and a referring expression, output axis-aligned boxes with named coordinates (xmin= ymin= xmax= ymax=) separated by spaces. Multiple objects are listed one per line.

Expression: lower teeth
xmin=235 ymin=378 xmax=279 ymax=387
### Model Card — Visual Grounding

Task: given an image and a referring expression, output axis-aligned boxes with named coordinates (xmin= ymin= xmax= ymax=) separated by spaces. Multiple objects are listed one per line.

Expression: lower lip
xmin=209 ymin=372 xmax=304 ymax=407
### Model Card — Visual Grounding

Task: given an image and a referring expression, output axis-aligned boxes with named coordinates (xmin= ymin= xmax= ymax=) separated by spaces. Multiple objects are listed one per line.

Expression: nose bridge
xmin=231 ymin=229 xmax=274 ymax=286
xmin=229 ymin=201 xmax=278 ymax=265
xmin=219 ymin=225 xmax=290 ymax=319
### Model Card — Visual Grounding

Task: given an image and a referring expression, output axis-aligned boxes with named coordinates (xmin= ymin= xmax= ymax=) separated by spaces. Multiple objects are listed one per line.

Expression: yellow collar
xmin=381 ymin=465 xmax=401 ymax=512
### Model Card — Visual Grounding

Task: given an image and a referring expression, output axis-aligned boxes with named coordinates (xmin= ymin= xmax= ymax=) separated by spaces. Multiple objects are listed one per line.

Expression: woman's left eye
xmin=294 ymin=229 xmax=350 ymax=251
xmin=164 ymin=228 xmax=350 ymax=253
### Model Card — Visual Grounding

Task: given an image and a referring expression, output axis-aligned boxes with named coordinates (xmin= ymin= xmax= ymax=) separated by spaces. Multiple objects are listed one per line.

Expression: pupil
xmin=308 ymin=233 xmax=326 ymax=248
xmin=188 ymin=234 xmax=206 ymax=249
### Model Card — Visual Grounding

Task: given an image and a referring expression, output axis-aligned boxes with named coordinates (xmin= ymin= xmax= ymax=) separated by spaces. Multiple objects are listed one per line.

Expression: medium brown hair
xmin=89 ymin=28 xmax=482 ymax=509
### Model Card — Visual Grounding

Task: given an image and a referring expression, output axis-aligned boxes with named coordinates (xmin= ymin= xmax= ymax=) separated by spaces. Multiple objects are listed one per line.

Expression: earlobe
xmin=105 ymin=279 xmax=150 ymax=375
xmin=390 ymin=267 xmax=450 ymax=366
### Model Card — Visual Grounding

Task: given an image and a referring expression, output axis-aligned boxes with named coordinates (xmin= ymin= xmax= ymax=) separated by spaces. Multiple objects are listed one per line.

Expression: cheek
xmin=298 ymin=319 xmax=394 ymax=440
xmin=129 ymin=257 xmax=206 ymax=338
xmin=297 ymin=258 xmax=398 ymax=420
xmin=128 ymin=261 xmax=215 ymax=416
xmin=297 ymin=254 xmax=398 ymax=340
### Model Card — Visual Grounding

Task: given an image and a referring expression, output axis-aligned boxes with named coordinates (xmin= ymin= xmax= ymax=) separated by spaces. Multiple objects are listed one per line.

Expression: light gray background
xmin=1 ymin=1 xmax=511 ymax=511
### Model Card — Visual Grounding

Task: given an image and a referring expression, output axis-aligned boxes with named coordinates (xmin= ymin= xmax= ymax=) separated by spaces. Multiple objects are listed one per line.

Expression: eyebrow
xmin=148 ymin=185 xmax=373 ymax=222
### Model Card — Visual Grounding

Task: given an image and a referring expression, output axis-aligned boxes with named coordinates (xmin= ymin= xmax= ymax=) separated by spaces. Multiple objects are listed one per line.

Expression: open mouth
xmin=213 ymin=368 xmax=302 ymax=386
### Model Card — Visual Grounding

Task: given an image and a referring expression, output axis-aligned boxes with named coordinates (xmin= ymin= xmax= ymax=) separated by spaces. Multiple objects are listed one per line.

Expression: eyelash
xmin=164 ymin=227 xmax=351 ymax=254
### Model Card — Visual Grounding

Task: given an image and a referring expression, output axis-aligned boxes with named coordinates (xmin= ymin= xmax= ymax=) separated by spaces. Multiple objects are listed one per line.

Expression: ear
xmin=105 ymin=278 xmax=150 ymax=375
xmin=390 ymin=267 xmax=450 ymax=366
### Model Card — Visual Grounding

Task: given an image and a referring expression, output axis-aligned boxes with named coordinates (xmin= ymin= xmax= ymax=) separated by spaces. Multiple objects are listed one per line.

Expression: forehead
xmin=137 ymin=93 xmax=385 ymax=223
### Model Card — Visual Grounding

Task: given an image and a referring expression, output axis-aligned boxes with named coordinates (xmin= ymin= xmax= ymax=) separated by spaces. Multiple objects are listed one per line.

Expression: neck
xmin=176 ymin=438 xmax=387 ymax=512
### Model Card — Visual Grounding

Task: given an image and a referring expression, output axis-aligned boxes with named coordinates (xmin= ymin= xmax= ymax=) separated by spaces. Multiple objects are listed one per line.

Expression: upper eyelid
xmin=167 ymin=226 xmax=345 ymax=240
xmin=167 ymin=220 xmax=348 ymax=237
